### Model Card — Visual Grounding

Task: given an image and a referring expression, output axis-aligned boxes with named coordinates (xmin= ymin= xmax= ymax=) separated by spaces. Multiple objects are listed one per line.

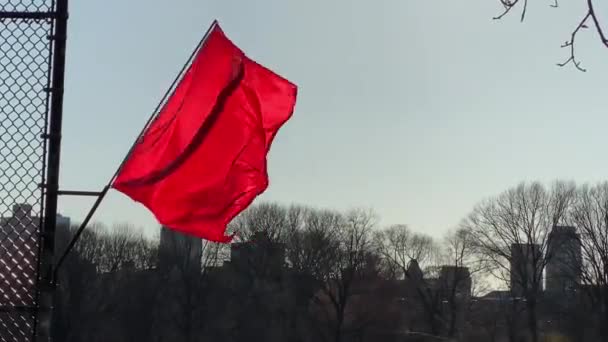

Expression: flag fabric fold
xmin=112 ymin=22 xmax=297 ymax=243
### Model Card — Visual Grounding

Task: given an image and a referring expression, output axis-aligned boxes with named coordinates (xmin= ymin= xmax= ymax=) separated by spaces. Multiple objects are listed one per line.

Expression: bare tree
xmin=53 ymin=222 xmax=159 ymax=342
xmin=493 ymin=0 xmax=608 ymax=71
xmin=375 ymin=225 xmax=437 ymax=271
xmin=300 ymin=208 xmax=378 ymax=342
xmin=211 ymin=203 xmax=315 ymax=342
xmin=287 ymin=208 xmax=342 ymax=279
xmin=97 ymin=224 xmax=158 ymax=342
xmin=98 ymin=223 xmax=155 ymax=272
xmin=53 ymin=224 xmax=103 ymax=342
xmin=334 ymin=209 xmax=379 ymax=341
xmin=463 ymin=181 xmax=574 ymax=342
xmin=271 ymin=207 xmax=340 ymax=341
xmin=374 ymin=224 xmax=445 ymax=336
xmin=230 ymin=202 xmax=289 ymax=243
xmin=440 ymin=228 xmax=482 ymax=339
xmin=568 ymin=182 xmax=608 ymax=339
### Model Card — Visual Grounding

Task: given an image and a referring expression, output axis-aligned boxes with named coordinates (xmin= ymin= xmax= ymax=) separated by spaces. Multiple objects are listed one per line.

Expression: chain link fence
xmin=0 ymin=1 xmax=54 ymax=341
xmin=1 ymin=1 xmax=51 ymax=12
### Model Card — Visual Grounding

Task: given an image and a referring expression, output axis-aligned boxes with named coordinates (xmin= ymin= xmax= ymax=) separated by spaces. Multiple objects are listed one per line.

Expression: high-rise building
xmin=510 ymin=243 xmax=543 ymax=297
xmin=56 ymin=213 xmax=71 ymax=232
xmin=439 ymin=265 xmax=472 ymax=299
xmin=546 ymin=226 xmax=581 ymax=293
xmin=158 ymin=226 xmax=203 ymax=273
xmin=0 ymin=204 xmax=39 ymax=307
xmin=229 ymin=231 xmax=285 ymax=278
xmin=0 ymin=203 xmax=71 ymax=307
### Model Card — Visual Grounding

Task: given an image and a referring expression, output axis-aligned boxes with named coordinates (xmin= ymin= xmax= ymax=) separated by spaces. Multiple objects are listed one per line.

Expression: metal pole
xmin=0 ymin=11 xmax=57 ymax=19
xmin=35 ymin=0 xmax=69 ymax=341
xmin=53 ymin=185 xmax=109 ymax=281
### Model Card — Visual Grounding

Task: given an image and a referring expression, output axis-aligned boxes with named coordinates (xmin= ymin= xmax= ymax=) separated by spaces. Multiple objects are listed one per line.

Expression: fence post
xmin=35 ymin=0 xmax=69 ymax=341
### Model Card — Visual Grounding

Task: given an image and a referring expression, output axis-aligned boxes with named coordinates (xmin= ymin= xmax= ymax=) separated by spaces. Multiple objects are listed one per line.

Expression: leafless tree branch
xmin=494 ymin=0 xmax=523 ymax=21
xmin=557 ymin=12 xmax=591 ymax=72
xmin=495 ymin=0 xmax=608 ymax=71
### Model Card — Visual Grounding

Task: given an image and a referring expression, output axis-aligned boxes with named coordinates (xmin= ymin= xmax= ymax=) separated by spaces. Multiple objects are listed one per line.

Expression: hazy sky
xmin=56 ymin=0 xmax=608 ymax=238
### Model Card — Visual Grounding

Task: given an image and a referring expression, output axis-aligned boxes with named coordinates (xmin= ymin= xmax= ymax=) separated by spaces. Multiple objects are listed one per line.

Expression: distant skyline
xmin=56 ymin=0 xmax=608 ymax=238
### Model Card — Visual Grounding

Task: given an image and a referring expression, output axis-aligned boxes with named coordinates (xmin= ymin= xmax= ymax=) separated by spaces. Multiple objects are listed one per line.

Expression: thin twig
xmin=520 ymin=0 xmax=528 ymax=22
xmin=494 ymin=0 xmax=518 ymax=20
xmin=557 ymin=12 xmax=591 ymax=72
xmin=556 ymin=0 xmax=608 ymax=71
xmin=493 ymin=0 xmax=528 ymax=22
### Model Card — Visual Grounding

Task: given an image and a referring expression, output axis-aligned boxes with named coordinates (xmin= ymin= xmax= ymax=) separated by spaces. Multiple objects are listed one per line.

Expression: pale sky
xmin=56 ymin=0 xmax=608 ymax=238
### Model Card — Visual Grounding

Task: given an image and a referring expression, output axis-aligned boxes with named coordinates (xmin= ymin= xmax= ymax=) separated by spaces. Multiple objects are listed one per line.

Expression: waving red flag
xmin=112 ymin=22 xmax=297 ymax=242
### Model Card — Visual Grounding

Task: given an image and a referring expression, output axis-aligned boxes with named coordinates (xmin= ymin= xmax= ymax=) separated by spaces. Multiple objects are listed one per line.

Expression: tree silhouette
xmin=463 ymin=181 xmax=575 ymax=342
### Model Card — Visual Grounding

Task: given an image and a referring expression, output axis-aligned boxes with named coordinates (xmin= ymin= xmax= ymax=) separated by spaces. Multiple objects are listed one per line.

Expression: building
xmin=0 ymin=203 xmax=39 ymax=308
xmin=228 ymin=231 xmax=286 ymax=278
xmin=56 ymin=213 xmax=71 ymax=232
xmin=438 ymin=265 xmax=472 ymax=299
xmin=546 ymin=225 xmax=582 ymax=293
xmin=1 ymin=204 xmax=72 ymax=306
xmin=510 ymin=243 xmax=543 ymax=296
xmin=158 ymin=225 xmax=202 ymax=273
xmin=203 ymin=232 xmax=320 ymax=342
xmin=0 ymin=203 xmax=71 ymax=342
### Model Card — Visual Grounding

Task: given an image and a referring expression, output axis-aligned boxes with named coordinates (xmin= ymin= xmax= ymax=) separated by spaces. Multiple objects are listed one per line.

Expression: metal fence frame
xmin=0 ymin=1 xmax=68 ymax=341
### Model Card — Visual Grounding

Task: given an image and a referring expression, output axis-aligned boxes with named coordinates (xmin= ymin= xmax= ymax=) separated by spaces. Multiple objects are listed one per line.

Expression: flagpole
xmin=108 ymin=19 xmax=219 ymax=183
xmin=52 ymin=20 xmax=219 ymax=280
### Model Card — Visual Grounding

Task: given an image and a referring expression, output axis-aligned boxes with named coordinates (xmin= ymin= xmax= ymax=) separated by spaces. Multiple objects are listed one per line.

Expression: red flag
xmin=112 ymin=22 xmax=297 ymax=243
